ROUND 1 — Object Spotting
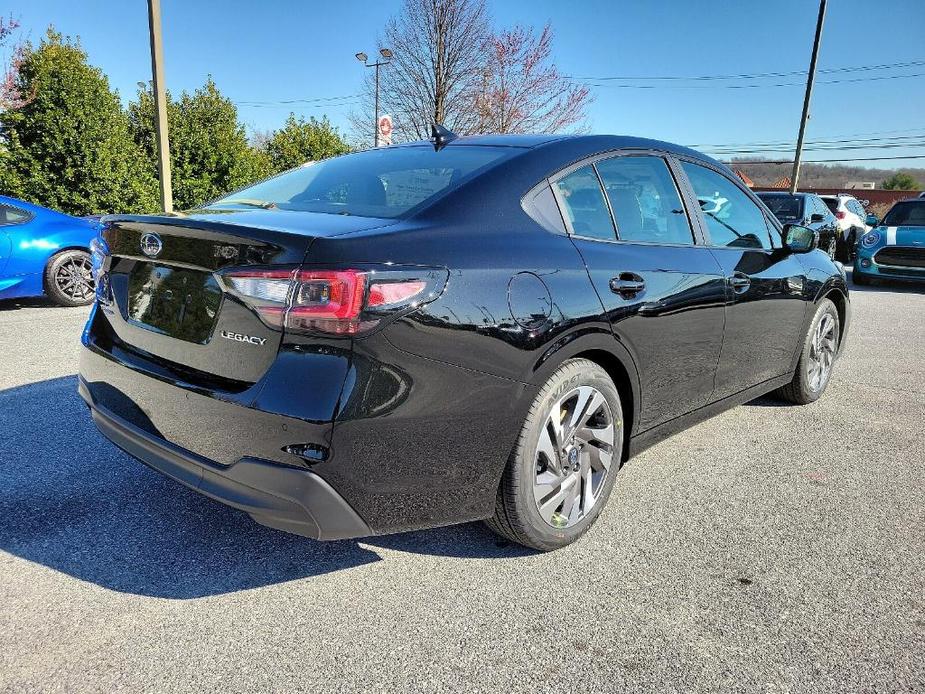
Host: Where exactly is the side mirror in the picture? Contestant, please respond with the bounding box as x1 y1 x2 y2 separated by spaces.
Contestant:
810 213 825 223
784 224 818 253
865 213 880 226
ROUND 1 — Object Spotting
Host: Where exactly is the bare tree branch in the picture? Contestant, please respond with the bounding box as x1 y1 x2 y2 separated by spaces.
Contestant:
477 23 591 134
349 0 490 144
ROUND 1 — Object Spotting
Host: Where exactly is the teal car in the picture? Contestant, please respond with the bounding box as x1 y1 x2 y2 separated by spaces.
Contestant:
854 199 925 285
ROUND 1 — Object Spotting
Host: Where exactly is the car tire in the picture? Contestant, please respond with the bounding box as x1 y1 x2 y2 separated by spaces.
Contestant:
773 298 840 405
485 358 623 551
44 249 95 307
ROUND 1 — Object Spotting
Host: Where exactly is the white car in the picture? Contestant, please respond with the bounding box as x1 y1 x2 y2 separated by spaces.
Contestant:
819 194 871 262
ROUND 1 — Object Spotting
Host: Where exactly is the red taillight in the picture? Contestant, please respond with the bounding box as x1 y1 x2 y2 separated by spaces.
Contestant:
288 270 367 334
368 280 426 307
835 210 846 220
223 267 437 336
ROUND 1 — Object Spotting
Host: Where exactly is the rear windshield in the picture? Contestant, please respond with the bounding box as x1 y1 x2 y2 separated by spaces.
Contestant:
209 145 513 218
758 194 803 220
821 198 839 213
882 201 925 226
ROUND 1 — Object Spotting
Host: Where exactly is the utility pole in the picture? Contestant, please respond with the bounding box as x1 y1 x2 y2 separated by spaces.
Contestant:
790 0 827 194
147 0 173 213
356 48 393 148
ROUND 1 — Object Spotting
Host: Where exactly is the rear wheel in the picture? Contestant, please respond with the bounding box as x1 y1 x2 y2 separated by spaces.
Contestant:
485 358 623 551
45 250 94 306
773 298 839 405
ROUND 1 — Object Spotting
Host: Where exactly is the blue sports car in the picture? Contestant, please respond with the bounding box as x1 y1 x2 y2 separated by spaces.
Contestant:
0 195 99 305
854 198 925 285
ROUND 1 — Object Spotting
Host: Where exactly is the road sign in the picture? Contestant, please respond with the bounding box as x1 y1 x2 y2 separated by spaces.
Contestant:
378 114 393 146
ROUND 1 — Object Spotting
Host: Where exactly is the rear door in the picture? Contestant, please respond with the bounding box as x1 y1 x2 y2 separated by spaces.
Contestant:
676 159 807 399
551 152 727 432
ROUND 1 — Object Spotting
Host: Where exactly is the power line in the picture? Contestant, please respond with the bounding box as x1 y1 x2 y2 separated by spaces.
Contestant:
690 130 925 149
581 71 925 90
234 93 360 106
703 140 925 155
723 154 925 164
568 58 925 82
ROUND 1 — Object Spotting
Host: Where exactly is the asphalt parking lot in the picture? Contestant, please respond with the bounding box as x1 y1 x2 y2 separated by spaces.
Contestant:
1 275 923 693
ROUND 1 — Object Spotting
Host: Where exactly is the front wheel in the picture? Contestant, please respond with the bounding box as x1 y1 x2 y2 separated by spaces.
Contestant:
485 358 623 551
773 298 840 405
45 250 95 306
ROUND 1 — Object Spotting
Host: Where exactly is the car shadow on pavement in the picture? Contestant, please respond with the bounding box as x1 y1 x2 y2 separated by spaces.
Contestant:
844 268 925 295
0 376 528 600
0 297 62 310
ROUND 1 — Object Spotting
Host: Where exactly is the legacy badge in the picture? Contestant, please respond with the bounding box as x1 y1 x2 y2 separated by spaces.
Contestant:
221 330 266 346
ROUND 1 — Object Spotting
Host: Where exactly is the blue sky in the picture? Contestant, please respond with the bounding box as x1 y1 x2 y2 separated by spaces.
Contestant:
12 0 925 169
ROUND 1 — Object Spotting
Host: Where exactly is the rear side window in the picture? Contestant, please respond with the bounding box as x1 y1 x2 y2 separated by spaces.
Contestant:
0 205 31 226
681 162 772 250
595 156 693 245
209 145 514 219
821 197 839 214
758 195 802 221
554 165 615 240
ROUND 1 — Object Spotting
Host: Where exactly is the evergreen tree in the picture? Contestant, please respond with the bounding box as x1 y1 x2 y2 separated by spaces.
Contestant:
129 77 272 210
264 114 351 173
0 29 157 215
881 172 920 191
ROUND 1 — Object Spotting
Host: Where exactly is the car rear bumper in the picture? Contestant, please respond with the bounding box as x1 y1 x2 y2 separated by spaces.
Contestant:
78 374 371 541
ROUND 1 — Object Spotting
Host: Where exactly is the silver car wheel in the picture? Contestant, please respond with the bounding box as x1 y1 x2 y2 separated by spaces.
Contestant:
54 254 94 301
533 385 616 529
806 312 837 392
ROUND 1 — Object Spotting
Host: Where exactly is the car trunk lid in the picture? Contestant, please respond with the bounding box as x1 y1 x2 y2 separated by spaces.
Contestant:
98 212 394 384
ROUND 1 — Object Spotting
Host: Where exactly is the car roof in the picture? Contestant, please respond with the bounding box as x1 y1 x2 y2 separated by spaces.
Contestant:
394 133 722 164
757 191 806 197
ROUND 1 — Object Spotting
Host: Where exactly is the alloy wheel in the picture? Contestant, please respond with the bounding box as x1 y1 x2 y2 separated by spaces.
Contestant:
54 254 94 302
533 385 616 529
806 312 837 392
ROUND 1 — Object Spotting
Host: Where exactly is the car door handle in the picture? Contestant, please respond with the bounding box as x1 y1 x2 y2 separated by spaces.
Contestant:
609 272 645 298
728 272 751 293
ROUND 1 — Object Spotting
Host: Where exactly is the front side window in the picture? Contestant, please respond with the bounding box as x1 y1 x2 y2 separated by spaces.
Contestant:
208 145 514 219
0 205 31 226
882 201 925 226
681 162 773 250
595 156 693 245
553 165 615 241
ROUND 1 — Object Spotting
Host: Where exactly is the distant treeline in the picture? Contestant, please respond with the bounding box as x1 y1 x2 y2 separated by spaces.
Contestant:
728 159 925 190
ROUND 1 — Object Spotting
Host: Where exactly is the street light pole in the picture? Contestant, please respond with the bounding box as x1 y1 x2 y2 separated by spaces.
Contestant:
356 49 392 148
790 0 827 194
146 0 173 213
374 61 380 148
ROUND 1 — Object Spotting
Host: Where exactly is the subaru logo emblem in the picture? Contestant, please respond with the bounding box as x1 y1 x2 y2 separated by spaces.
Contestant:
140 233 163 258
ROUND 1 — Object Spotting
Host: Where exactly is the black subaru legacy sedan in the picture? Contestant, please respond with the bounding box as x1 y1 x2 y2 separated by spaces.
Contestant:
79 132 850 551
